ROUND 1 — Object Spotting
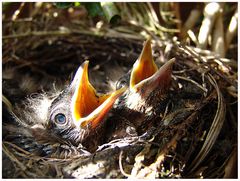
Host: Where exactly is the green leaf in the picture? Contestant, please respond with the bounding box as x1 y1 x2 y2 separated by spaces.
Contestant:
54 2 74 9
74 2 81 7
82 2 104 17
101 2 121 25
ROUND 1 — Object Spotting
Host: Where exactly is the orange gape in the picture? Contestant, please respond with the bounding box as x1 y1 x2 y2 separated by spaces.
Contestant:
72 38 173 129
129 38 174 98
71 61 126 129
73 61 110 120
130 38 158 90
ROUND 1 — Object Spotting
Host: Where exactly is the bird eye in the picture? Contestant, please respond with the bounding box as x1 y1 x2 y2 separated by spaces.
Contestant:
116 73 130 90
54 113 66 125
116 79 127 89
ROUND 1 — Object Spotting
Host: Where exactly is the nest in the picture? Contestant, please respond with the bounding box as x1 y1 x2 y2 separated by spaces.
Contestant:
2 3 237 179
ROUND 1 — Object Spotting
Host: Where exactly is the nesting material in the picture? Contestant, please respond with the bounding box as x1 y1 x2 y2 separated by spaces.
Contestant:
2 6 237 179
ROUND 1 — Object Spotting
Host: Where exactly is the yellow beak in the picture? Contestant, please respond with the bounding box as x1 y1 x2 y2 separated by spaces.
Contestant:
134 58 175 96
71 61 126 129
130 38 175 96
130 38 158 91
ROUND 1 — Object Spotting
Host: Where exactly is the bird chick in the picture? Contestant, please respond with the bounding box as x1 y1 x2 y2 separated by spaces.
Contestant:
46 61 126 152
3 61 126 157
107 38 175 140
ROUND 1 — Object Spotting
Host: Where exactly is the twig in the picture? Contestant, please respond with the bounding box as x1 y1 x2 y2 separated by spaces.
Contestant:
119 150 131 177
223 147 237 178
12 2 25 21
2 30 72 39
181 9 201 39
131 3 179 34
188 73 226 172
180 44 237 87
174 75 208 93
2 28 144 41
2 144 27 171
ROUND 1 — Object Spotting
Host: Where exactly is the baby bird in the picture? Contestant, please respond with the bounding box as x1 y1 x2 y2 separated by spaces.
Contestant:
45 61 126 152
3 38 173 158
106 38 175 140
3 61 126 157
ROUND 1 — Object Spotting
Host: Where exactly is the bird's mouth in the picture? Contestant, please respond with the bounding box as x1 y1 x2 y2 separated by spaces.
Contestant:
129 38 175 96
71 61 126 129
70 38 173 129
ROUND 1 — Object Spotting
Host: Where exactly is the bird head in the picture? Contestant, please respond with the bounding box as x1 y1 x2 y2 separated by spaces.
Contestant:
116 38 175 115
47 61 126 145
105 38 175 140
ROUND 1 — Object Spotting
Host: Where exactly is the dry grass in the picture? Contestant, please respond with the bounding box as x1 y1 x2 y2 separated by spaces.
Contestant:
2 2 237 178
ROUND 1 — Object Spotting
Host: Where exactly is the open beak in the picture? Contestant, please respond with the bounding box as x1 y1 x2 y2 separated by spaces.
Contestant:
130 38 175 96
71 61 126 129
134 58 175 97
130 38 158 91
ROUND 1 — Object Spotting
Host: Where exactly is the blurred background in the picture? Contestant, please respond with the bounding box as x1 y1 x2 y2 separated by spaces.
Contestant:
2 2 238 95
